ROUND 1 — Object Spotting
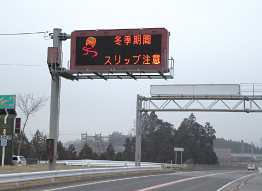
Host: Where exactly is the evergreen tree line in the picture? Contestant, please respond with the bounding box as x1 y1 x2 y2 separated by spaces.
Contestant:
137 112 218 164
12 131 121 161
214 138 262 154
13 113 219 164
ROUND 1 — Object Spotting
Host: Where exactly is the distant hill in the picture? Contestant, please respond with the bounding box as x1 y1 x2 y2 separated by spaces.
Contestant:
214 138 262 154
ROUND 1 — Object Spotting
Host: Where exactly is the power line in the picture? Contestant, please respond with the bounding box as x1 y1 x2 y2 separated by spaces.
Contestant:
0 64 45 66
0 31 49 36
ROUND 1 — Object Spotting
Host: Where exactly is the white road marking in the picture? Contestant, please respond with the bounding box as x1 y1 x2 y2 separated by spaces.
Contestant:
134 172 228 191
44 170 246 191
44 174 173 191
216 173 257 191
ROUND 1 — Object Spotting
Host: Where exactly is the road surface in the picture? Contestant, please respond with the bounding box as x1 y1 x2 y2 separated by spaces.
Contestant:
40 170 256 191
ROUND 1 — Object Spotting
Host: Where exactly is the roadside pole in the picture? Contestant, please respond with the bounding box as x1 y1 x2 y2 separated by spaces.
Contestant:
1 146 4 166
175 151 177 164
1 129 7 166
181 151 183 165
1 140 6 166
48 28 61 171
1 109 8 166
135 95 142 166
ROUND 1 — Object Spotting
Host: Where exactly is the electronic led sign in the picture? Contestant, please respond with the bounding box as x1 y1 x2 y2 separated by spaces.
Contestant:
70 28 169 72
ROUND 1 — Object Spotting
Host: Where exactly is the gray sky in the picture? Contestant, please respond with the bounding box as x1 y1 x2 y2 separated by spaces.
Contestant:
1 0 262 147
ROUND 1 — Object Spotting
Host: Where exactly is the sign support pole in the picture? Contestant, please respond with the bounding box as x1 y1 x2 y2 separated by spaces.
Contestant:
135 95 142 166
174 147 184 165
1 110 8 166
4 109 8 124
48 28 61 171
175 151 177 164
1 146 5 166
181 151 183 165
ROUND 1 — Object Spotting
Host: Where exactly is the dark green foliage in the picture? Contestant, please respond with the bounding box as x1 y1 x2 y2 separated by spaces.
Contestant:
13 130 68 161
99 152 107 160
175 113 218 164
20 116 219 164
142 120 175 163
78 143 93 159
13 133 37 158
109 131 129 152
92 152 99 160
57 141 67 160
139 112 218 164
214 138 262 154
106 143 115 160
12 134 20 156
139 111 176 163
141 112 158 140
66 144 77 160
31 129 47 161
123 137 135 161
115 152 124 161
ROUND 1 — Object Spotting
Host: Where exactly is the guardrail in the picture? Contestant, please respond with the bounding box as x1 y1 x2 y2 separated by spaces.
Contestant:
240 83 262 96
65 161 132 167
0 166 161 186
40 160 164 167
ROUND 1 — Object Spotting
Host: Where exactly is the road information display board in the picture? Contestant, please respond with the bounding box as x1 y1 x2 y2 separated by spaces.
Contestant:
70 28 169 72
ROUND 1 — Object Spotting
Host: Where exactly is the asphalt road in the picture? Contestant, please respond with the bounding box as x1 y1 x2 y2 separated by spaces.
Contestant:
40 170 256 191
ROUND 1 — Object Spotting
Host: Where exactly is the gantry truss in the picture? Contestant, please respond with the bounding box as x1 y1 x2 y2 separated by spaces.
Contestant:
139 83 262 113
48 58 174 80
138 95 262 113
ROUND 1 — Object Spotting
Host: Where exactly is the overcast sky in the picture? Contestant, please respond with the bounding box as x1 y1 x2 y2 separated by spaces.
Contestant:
1 0 262 147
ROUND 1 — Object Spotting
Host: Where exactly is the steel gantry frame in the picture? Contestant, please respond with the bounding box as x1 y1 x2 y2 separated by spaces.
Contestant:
135 84 262 166
47 28 174 170
49 59 174 80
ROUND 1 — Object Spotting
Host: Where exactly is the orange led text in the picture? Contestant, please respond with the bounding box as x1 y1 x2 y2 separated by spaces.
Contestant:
114 35 152 46
104 54 160 65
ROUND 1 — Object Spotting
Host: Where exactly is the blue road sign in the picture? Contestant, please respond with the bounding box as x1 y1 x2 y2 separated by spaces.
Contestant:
1 139 7 146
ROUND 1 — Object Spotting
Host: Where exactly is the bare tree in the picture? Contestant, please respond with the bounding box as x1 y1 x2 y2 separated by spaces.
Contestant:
16 94 48 156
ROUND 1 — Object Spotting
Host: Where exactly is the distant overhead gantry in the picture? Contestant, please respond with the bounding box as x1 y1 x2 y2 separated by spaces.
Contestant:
135 83 262 166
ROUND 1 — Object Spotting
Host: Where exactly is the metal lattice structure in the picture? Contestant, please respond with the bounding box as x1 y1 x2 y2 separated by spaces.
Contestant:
138 95 262 113
48 57 174 80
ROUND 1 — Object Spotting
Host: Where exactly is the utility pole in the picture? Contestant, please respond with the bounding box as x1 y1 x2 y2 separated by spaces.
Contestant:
48 28 62 171
48 28 70 170
242 140 244 154
251 141 254 157
135 95 142 166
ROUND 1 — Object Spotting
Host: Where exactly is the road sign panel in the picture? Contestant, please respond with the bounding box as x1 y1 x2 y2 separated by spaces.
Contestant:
0 135 12 140
0 124 10 129
1 139 7 146
174 147 184 152
70 28 169 72
0 95 15 109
